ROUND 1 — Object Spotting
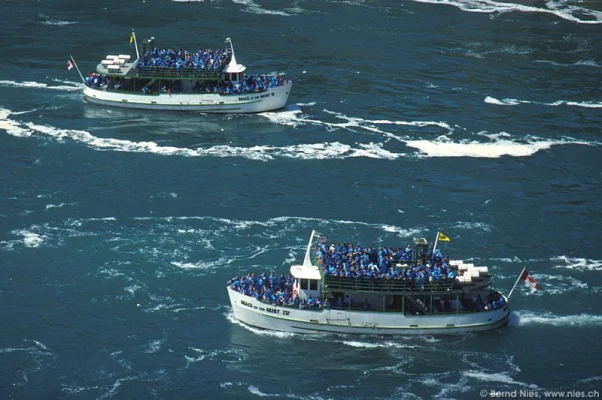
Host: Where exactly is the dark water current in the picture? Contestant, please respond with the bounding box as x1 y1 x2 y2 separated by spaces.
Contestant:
1 0 601 398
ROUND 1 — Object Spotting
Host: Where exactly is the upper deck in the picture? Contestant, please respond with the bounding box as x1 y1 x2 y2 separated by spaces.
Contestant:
311 232 493 296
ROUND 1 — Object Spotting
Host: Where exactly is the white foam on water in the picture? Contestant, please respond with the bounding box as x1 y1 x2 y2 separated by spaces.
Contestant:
340 340 421 349
463 370 539 389
231 0 293 16
1 108 402 161
404 134 594 158
411 0 602 24
259 105 304 127
45 202 77 210
124 284 142 297
485 96 602 108
262 106 453 136
248 385 280 397
12 229 44 248
225 310 298 339
0 108 32 137
40 19 77 26
515 310 602 327
340 341 382 348
551 256 602 271
0 80 81 91
452 221 493 232
535 59 601 68
98 377 137 400
144 339 164 354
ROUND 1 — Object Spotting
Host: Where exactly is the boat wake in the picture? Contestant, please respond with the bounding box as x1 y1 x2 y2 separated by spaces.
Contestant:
485 96 602 108
1 104 597 160
0 79 81 92
411 0 602 24
514 310 602 327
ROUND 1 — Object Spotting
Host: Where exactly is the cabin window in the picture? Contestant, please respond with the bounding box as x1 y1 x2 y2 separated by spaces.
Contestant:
310 280 318 291
300 279 308 290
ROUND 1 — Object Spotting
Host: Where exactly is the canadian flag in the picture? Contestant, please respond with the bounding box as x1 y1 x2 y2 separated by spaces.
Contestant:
67 59 75 70
520 269 540 290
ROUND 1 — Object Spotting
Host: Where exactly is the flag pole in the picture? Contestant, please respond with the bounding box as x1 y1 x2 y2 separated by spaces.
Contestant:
70 55 86 84
431 230 440 257
132 30 140 60
507 267 526 300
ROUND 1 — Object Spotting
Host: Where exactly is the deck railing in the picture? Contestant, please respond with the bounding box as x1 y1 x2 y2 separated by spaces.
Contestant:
323 276 455 294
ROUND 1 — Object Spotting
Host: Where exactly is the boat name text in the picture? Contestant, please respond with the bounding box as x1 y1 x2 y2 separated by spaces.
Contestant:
240 299 290 315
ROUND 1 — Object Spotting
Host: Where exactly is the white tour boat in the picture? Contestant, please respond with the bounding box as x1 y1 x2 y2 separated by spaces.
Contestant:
227 230 513 335
70 31 292 113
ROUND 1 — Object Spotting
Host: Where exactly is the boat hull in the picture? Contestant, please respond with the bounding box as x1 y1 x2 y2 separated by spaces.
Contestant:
227 288 510 335
83 82 291 113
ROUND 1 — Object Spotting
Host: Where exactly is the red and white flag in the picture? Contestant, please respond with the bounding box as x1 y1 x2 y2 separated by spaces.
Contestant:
67 59 75 70
520 269 540 290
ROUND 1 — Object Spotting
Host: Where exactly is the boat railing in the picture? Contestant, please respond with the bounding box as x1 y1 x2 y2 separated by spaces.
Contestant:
323 276 455 294
135 55 230 80
135 66 223 80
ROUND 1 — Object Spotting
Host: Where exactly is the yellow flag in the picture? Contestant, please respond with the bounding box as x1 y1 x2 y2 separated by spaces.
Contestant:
438 232 451 242
130 32 134 45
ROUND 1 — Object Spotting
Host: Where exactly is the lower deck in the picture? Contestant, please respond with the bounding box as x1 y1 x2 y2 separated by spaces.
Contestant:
227 287 510 335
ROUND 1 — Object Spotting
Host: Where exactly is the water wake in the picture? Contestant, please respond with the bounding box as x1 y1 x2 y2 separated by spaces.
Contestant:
411 0 602 24
485 96 602 108
515 310 602 327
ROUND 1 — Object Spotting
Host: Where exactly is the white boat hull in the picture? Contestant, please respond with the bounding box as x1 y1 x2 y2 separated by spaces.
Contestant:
227 288 510 335
83 82 291 113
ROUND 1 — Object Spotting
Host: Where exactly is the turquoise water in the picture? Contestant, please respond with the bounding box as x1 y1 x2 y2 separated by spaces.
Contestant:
1 0 601 398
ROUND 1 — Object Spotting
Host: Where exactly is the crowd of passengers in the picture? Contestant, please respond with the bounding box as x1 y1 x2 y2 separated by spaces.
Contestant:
227 272 505 312
136 47 230 71
190 74 290 94
139 74 289 95
85 72 107 88
318 242 457 284
228 273 330 310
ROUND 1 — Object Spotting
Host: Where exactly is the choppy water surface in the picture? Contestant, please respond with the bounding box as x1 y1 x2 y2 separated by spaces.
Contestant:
1 0 601 398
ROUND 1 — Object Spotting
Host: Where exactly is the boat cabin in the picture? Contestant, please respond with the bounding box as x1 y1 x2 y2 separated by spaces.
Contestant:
290 264 322 301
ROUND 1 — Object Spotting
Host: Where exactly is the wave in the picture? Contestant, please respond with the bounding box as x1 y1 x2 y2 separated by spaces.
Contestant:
462 370 538 389
247 385 280 397
0 80 81 91
535 59 602 68
404 134 594 158
225 310 298 338
485 96 602 108
5 106 591 160
12 229 45 248
45 202 77 210
1 107 403 161
551 256 602 271
411 0 602 24
31 13 77 26
231 0 293 16
515 310 602 327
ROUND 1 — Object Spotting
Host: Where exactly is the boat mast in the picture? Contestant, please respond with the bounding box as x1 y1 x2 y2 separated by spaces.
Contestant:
302 230 317 267
225 37 237 71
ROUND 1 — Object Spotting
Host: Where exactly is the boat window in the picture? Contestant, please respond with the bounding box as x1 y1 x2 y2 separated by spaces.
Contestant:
300 279 308 290
310 280 318 291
